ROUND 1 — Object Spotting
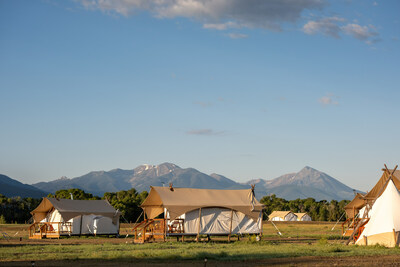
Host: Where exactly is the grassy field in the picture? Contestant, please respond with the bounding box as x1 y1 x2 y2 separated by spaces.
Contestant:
1 222 400 266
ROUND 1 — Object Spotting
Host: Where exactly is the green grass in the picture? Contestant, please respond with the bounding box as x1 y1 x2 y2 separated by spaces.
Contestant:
2 240 400 263
1 222 400 264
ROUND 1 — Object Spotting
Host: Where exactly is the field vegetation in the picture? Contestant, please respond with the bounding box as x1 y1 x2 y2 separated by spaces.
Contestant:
1 222 400 266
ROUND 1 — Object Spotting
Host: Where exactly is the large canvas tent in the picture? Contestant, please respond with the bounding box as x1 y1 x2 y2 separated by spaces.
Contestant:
139 186 264 237
268 211 297 221
30 198 121 237
355 180 400 247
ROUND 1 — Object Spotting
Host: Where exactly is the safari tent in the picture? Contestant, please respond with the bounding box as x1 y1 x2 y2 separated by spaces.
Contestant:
29 198 121 239
134 186 264 243
294 213 312 221
268 211 297 221
355 179 400 247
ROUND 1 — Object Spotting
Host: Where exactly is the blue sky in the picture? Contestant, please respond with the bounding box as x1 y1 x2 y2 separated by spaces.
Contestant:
0 0 399 191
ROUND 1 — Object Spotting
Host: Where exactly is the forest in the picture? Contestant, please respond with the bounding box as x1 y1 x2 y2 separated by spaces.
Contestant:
0 189 349 224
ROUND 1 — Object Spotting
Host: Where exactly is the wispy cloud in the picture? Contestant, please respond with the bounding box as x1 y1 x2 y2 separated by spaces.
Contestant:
318 94 339 106
227 33 248 39
194 101 213 108
186 129 225 136
76 0 378 44
76 0 325 31
303 16 379 44
303 17 345 39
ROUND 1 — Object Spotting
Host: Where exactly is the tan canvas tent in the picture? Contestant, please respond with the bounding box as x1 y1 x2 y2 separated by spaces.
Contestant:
355 180 400 247
268 211 297 221
30 198 120 238
139 186 264 237
294 213 312 221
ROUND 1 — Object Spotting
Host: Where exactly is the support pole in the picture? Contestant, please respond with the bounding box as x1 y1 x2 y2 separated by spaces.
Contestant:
196 208 202 242
228 209 233 242
79 215 83 236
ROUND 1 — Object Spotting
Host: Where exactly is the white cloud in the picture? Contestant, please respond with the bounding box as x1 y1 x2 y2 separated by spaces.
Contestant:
76 0 325 31
186 129 225 136
203 21 238 30
341 23 378 41
194 101 213 107
227 33 248 39
318 94 339 106
303 16 379 43
303 16 345 38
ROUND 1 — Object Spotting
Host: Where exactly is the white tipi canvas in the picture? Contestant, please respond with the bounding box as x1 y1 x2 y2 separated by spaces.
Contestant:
356 179 400 247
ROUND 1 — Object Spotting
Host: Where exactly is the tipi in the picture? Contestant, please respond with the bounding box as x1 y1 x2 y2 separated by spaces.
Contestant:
355 179 400 247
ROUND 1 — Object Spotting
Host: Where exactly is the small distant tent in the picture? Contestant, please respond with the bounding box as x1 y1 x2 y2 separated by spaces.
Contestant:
268 211 297 221
30 198 121 237
355 180 400 247
294 213 312 221
140 186 264 236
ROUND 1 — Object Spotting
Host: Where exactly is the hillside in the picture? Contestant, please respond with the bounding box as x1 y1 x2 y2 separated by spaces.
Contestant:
0 174 48 198
248 166 358 201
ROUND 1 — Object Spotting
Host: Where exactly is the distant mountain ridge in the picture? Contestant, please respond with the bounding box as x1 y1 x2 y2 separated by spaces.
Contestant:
247 166 359 201
0 174 48 198
30 163 359 201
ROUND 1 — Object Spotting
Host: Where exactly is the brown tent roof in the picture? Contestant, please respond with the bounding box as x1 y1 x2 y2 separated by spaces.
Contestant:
364 169 400 201
140 186 264 221
31 198 121 223
344 169 400 218
344 193 365 218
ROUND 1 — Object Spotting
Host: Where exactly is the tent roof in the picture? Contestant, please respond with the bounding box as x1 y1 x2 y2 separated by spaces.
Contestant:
140 186 264 221
31 198 120 222
364 169 400 200
344 193 365 218
269 211 295 220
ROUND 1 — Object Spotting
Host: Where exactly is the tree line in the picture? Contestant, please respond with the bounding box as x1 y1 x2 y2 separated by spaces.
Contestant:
260 194 350 221
0 189 349 224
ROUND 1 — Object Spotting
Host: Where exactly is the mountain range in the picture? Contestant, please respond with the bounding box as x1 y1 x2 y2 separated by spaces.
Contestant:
25 163 359 201
0 174 48 198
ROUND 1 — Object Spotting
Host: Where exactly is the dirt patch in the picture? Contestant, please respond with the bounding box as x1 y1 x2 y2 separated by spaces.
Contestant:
2 255 400 267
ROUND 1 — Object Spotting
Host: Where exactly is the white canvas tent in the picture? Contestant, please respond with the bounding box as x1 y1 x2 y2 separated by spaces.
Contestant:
30 198 121 236
355 180 400 247
294 213 312 221
140 186 264 236
268 211 298 221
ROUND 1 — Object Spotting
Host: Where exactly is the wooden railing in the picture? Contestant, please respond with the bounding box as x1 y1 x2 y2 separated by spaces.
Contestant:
167 219 184 234
28 222 72 239
133 219 166 243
